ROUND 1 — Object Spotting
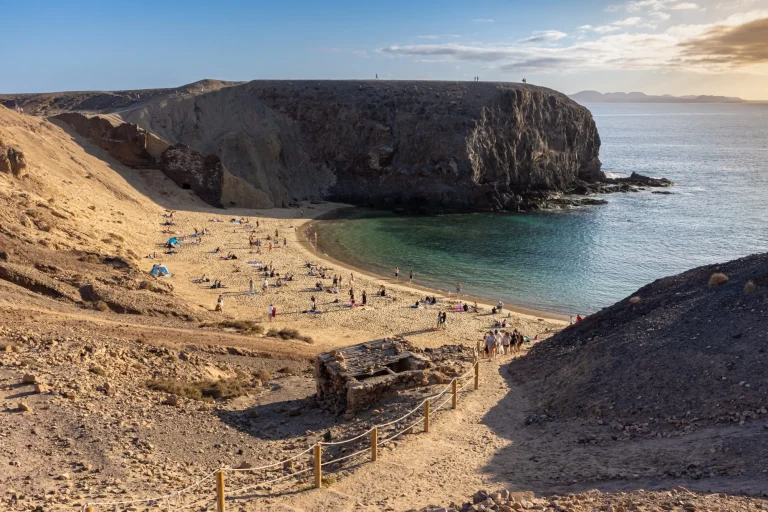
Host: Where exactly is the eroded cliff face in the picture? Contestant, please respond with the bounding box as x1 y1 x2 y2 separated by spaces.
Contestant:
123 80 602 211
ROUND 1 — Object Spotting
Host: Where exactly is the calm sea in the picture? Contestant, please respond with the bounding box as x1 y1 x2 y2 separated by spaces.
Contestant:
314 103 768 315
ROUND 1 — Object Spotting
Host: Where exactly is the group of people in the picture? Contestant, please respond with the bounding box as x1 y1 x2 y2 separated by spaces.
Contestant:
481 329 527 360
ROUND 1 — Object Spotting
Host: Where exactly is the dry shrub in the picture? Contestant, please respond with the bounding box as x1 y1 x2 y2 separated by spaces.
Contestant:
708 273 729 288
629 296 641 304
88 366 106 376
93 300 110 312
267 328 314 344
146 377 250 402
744 280 756 294
254 369 273 381
200 320 264 335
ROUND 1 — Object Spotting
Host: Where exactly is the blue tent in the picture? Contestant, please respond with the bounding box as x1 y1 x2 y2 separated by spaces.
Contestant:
150 264 171 277
167 237 179 246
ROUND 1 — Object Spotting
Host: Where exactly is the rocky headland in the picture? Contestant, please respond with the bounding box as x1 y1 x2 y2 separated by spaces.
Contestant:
6 80 671 212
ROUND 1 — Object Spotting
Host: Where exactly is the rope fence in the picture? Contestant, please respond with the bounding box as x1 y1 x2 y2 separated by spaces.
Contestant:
81 359 481 512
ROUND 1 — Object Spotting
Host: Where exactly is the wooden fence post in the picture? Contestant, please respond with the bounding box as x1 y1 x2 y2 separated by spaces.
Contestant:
474 361 479 390
215 471 225 512
314 444 322 489
452 379 458 410
371 427 378 462
424 399 431 433
85 507 94 512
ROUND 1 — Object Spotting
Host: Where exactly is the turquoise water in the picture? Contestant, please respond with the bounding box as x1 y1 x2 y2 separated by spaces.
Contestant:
314 103 768 315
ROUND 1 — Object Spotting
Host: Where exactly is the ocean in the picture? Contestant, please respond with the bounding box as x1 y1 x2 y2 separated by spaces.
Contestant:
313 103 768 315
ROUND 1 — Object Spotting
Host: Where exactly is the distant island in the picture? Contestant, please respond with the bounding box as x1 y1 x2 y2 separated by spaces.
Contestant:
570 90 747 104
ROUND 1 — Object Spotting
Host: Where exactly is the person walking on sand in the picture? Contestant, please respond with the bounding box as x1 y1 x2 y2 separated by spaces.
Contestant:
456 282 462 298
409 270 414 283
268 304 273 321
395 267 399 280
271 304 277 321
263 278 269 293
362 290 367 306
435 310 442 330
310 295 316 312
215 295 224 312
249 279 255 295
441 311 447 329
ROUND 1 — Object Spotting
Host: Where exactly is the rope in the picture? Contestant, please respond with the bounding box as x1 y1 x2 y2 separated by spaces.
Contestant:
81 363 479 509
319 427 374 446
222 445 316 473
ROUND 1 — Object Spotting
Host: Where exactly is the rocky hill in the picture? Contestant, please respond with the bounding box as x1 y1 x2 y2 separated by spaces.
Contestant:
5 80 611 212
122 80 604 211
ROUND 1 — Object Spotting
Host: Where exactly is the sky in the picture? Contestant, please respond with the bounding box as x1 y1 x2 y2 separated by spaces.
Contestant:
2 0 768 99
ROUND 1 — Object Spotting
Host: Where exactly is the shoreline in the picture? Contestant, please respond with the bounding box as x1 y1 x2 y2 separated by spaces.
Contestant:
297 206 570 324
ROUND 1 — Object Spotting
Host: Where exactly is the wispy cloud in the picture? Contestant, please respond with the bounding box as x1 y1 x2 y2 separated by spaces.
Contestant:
472 18 495 23
417 34 461 40
671 2 703 9
519 30 568 43
378 12 768 75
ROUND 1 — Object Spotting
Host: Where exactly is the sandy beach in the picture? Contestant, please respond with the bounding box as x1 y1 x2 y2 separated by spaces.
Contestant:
149 203 567 353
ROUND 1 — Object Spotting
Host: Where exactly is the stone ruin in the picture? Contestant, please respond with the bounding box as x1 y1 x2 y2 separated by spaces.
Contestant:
315 338 470 414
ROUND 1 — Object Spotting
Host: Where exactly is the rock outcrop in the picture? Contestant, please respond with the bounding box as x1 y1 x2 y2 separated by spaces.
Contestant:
0 142 27 177
122 80 604 211
53 113 271 209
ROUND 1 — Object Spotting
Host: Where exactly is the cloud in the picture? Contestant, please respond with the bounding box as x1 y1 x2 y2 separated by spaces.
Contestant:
472 18 494 23
519 30 568 43
377 13 768 75
613 16 644 25
650 11 672 20
670 2 702 9
678 16 768 66
417 34 461 40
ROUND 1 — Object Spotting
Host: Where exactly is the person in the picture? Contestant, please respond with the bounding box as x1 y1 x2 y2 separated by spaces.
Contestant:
310 296 317 312
349 288 355 304
268 304 274 321
569 315 574 325
362 290 367 306
256 220 260 228
576 314 583 322
502 331 512 355
268 243 272 252
436 311 442 330
333 275 338 287
271 304 277 321
456 282 462 297
283 238 287 247
463 302 469 312
263 278 269 293
485 331 495 360
409 270 414 283
275 229 279 238
394 267 399 280
249 279 255 295
338 275 343 288
215 295 224 312
494 330 503 356
498 300 504 313
440 311 447 329
380 285 386 297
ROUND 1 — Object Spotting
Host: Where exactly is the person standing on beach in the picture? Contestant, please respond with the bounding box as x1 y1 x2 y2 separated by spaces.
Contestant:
395 267 399 280
310 296 316 312
362 290 367 306
263 278 269 293
271 304 277 321
441 311 447 329
498 300 504 313
456 282 462 298
216 295 224 312
409 270 414 283
435 310 442 330
267 304 273 321
249 279 255 295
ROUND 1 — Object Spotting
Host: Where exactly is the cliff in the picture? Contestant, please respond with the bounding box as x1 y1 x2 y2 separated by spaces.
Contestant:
121 80 604 211
51 113 271 209
9 80 613 212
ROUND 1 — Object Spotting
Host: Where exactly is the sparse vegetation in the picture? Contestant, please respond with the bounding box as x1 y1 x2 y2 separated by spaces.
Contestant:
629 296 641 304
744 280 756 294
93 300 110 312
254 369 273 381
88 366 106 376
200 320 264 335
321 476 337 487
146 377 252 402
266 328 314 344
708 273 729 288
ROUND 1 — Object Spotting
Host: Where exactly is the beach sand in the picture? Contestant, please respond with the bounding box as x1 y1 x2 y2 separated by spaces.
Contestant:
149 203 566 354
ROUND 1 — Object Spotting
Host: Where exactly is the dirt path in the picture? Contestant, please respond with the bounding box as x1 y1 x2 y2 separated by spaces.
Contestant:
272 358 518 511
